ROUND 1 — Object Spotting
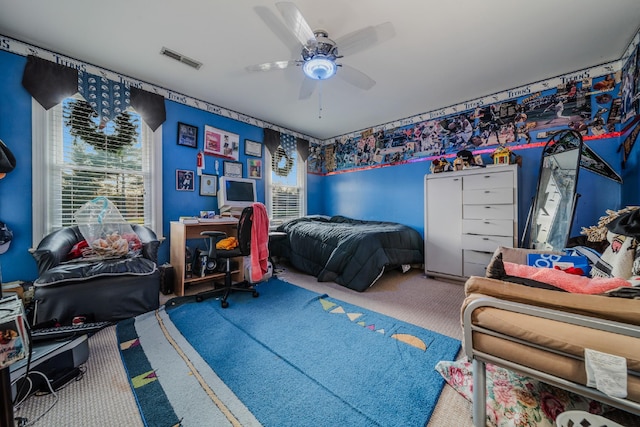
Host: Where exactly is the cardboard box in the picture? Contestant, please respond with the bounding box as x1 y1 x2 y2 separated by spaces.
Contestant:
527 253 590 276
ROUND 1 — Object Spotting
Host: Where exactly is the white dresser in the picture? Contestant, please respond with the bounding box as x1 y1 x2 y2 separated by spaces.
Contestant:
424 164 518 280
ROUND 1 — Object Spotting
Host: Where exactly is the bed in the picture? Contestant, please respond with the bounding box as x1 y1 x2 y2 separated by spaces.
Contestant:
461 248 640 426
274 215 424 291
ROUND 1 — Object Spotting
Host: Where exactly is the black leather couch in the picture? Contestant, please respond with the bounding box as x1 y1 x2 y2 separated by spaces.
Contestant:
31 224 161 324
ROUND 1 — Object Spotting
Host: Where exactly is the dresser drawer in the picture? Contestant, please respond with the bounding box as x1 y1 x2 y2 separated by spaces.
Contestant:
463 187 513 205
463 171 513 191
463 204 514 220
463 249 493 266
463 249 495 277
462 219 514 237
461 234 513 252
464 261 489 278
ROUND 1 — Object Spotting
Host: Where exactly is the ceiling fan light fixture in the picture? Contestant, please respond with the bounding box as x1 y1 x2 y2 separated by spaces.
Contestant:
302 55 337 80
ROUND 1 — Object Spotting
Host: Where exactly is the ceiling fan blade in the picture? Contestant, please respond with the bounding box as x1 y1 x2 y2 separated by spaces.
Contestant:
335 22 395 57
246 60 298 72
253 6 301 55
336 64 376 90
299 77 318 100
276 2 317 49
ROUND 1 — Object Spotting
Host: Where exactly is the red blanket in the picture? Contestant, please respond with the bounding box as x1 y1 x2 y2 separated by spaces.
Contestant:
250 203 269 282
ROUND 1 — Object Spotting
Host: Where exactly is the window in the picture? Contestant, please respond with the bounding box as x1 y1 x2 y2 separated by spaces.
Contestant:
266 143 306 225
32 96 163 245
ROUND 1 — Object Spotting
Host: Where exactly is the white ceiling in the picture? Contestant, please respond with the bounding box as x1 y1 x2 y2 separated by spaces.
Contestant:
1 1 639 141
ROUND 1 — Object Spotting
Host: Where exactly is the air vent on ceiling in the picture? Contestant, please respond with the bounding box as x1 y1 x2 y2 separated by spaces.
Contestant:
160 47 202 70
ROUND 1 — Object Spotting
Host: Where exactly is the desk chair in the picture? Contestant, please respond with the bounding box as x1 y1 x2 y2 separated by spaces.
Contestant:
195 206 259 308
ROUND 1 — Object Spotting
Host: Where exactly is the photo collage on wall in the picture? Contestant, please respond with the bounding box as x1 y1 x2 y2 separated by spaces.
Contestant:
307 39 640 175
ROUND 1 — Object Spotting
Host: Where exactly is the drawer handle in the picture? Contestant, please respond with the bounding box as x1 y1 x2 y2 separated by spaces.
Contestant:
484 206 491 209
482 237 489 240
484 221 490 224
484 190 490 193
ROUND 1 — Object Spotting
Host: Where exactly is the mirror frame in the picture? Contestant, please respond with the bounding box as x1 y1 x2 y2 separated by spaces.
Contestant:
525 129 583 251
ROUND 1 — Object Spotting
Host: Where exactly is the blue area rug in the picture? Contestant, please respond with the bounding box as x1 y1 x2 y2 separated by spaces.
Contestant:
117 278 461 426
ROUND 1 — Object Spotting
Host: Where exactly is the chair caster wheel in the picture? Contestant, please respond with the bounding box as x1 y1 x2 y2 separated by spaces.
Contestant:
252 291 259 298
221 300 229 308
196 295 203 302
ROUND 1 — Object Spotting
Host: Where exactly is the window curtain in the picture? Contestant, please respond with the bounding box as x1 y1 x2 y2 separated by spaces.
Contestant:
21 55 78 110
296 137 309 161
21 55 166 131
263 128 281 154
263 127 309 161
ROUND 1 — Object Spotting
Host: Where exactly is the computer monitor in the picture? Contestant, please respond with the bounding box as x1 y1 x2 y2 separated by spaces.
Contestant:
218 176 257 215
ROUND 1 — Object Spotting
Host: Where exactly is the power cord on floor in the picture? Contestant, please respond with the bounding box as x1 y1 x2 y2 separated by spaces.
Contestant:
13 370 59 426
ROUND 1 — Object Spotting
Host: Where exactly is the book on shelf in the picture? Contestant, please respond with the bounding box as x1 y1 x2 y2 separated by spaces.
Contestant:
178 216 199 224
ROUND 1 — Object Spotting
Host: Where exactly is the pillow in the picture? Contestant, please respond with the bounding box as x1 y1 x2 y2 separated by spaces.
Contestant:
503 261 630 294
590 231 636 279
486 253 568 291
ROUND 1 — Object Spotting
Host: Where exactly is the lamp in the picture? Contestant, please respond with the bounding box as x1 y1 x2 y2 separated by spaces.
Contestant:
302 55 337 80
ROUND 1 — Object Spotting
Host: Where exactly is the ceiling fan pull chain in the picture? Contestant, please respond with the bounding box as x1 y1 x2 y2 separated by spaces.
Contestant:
318 80 323 119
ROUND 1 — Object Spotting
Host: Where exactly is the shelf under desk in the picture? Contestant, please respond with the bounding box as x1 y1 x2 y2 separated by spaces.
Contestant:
169 221 244 296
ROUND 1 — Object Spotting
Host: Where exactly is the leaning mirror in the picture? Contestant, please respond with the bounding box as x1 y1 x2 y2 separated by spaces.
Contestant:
527 130 583 251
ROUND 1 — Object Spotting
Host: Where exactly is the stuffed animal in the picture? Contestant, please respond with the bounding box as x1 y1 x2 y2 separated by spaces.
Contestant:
430 157 452 173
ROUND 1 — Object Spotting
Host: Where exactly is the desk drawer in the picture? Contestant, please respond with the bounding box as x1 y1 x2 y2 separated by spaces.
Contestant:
463 204 514 220
463 187 513 205
463 171 513 190
462 234 513 252
462 219 514 237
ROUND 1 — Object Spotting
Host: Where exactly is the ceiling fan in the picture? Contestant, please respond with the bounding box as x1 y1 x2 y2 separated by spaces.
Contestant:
246 2 395 100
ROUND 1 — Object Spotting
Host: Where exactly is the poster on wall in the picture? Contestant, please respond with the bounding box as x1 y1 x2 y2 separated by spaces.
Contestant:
204 125 239 160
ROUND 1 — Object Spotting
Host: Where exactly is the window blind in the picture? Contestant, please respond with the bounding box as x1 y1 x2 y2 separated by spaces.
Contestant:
47 97 151 228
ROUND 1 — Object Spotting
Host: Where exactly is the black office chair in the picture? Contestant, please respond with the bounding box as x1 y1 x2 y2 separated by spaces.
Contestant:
195 206 259 308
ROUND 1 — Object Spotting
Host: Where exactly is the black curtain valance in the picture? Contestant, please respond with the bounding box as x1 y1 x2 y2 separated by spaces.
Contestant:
21 55 166 131
130 87 166 132
22 55 78 110
296 137 309 161
263 128 281 154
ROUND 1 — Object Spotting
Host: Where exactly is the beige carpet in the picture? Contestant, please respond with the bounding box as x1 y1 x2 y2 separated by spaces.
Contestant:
13 265 473 426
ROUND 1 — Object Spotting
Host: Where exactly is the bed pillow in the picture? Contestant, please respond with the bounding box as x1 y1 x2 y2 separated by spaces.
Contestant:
486 253 568 291
590 231 636 279
503 261 630 294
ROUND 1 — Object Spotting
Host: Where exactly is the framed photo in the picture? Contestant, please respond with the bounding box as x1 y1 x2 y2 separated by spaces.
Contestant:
247 158 262 179
223 161 243 178
199 174 218 196
177 122 198 148
244 139 263 157
204 125 240 160
176 169 195 191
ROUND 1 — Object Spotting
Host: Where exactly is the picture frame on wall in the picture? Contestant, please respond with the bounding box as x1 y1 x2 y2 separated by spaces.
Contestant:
247 158 262 179
223 161 243 178
199 174 218 196
244 139 262 157
177 122 198 148
204 125 240 160
176 169 195 191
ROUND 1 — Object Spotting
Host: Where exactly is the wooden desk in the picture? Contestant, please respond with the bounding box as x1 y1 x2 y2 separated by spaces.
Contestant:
170 220 244 296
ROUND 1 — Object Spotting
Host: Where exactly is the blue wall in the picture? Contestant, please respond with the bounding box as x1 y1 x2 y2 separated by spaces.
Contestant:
320 135 628 244
0 51 33 284
159 101 266 263
0 45 638 284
